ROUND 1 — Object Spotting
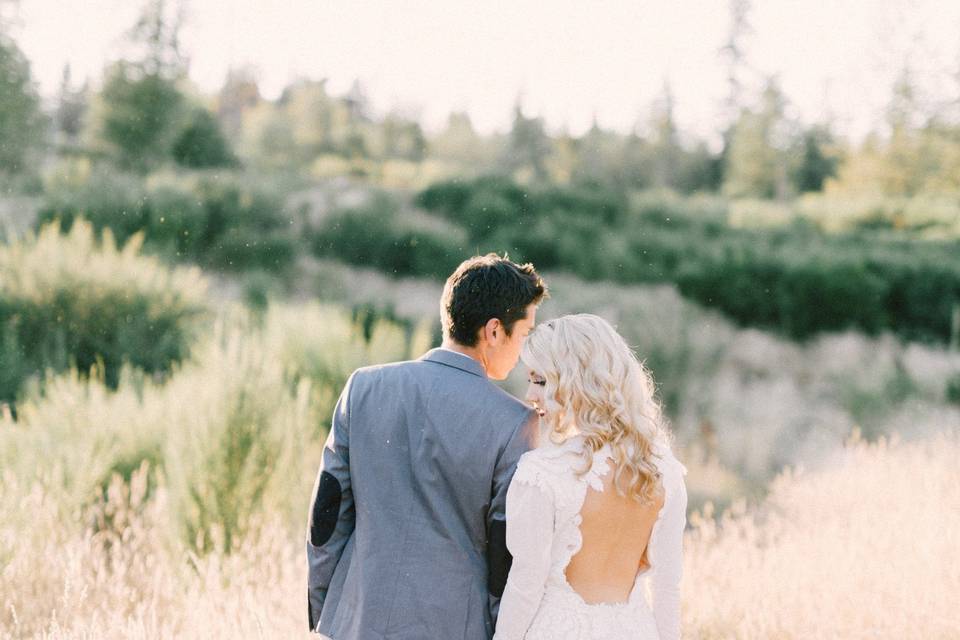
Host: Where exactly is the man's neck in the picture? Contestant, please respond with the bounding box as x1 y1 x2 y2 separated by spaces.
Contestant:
440 340 487 374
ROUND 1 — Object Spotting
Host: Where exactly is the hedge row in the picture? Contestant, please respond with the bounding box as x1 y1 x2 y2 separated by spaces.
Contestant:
411 178 960 343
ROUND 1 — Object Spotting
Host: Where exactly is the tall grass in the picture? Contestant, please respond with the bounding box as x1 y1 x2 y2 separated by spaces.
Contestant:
0 298 433 638
3 422 955 637
0 467 309 639
683 432 960 639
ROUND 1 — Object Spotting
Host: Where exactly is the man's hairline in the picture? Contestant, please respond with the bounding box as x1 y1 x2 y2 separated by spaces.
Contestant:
443 301 541 347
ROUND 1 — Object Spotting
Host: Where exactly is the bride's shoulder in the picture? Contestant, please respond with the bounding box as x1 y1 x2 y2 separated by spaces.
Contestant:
512 437 578 491
651 439 687 487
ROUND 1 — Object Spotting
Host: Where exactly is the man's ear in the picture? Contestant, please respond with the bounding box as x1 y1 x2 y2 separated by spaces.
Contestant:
484 317 503 344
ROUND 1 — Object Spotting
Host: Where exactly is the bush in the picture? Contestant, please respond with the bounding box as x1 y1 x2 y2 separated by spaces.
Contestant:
0 219 208 403
417 175 626 238
947 373 960 405
414 176 960 343
310 192 467 278
0 300 426 556
38 168 151 244
37 169 297 272
171 108 237 169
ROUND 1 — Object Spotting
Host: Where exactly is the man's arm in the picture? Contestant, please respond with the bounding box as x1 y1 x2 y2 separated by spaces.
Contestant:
486 410 537 629
307 373 357 633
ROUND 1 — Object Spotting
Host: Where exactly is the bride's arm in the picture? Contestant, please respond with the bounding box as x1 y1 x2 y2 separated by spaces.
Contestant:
648 459 688 640
493 460 555 640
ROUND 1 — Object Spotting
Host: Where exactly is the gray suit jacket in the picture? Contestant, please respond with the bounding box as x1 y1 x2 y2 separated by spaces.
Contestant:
307 348 536 639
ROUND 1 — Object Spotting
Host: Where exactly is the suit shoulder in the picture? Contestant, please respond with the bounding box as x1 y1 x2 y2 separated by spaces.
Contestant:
483 379 534 421
349 358 422 383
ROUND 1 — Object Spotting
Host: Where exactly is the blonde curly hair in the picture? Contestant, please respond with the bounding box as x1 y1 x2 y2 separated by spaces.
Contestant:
521 313 668 504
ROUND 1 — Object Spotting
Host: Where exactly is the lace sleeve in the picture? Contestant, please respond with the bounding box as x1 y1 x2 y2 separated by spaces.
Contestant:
492 458 555 640
647 456 687 640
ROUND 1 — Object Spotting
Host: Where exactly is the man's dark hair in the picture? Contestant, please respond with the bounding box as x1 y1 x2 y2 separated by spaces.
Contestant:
441 254 547 347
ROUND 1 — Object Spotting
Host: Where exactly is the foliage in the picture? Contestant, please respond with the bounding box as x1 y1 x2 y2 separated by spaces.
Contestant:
411 177 960 343
2 390 956 637
37 168 297 272
0 218 208 403
947 373 960 406
791 126 839 193
98 62 185 171
54 65 88 149
0 31 46 173
723 79 792 199
0 300 425 560
309 191 467 278
171 107 237 168
502 103 551 182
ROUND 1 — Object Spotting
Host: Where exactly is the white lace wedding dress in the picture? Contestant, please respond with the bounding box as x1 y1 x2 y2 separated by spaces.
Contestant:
493 435 687 640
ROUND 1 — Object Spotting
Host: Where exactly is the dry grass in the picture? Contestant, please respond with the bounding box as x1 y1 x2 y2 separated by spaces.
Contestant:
0 469 309 639
3 427 957 638
683 432 960 639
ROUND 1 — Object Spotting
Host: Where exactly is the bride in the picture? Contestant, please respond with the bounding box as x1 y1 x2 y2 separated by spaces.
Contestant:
494 314 687 640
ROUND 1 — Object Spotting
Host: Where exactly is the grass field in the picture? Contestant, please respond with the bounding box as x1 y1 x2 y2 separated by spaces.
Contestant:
3 424 956 638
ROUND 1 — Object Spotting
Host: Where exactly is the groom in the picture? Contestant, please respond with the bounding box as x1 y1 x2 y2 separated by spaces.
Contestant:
307 254 547 639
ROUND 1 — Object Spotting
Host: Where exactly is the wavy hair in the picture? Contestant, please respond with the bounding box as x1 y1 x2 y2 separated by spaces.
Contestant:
521 314 669 504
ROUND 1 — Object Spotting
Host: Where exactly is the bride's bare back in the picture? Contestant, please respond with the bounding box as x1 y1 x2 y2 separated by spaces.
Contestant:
564 460 665 604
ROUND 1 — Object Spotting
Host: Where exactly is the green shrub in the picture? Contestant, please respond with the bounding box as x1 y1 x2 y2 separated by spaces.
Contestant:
417 176 626 239
413 176 960 343
0 219 208 403
947 373 960 405
0 301 427 551
37 168 150 244
415 179 473 215
172 108 237 169
310 193 467 278
37 169 297 272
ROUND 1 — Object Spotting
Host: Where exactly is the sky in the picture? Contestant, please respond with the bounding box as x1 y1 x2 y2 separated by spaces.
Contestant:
9 0 960 143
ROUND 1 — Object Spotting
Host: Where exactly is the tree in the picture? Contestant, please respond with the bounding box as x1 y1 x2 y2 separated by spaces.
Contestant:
96 0 186 170
252 104 298 169
0 26 45 173
675 142 724 193
344 79 370 122
648 80 682 189
720 0 753 125
126 0 186 79
723 77 793 199
717 0 753 185
217 67 260 139
503 99 551 182
572 117 634 189
883 67 925 195
55 64 87 148
172 107 236 168
99 61 183 170
791 126 838 193
282 78 334 160
430 112 495 171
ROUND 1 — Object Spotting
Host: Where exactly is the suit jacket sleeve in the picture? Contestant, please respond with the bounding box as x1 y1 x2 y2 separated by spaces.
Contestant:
486 410 537 629
306 372 357 633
